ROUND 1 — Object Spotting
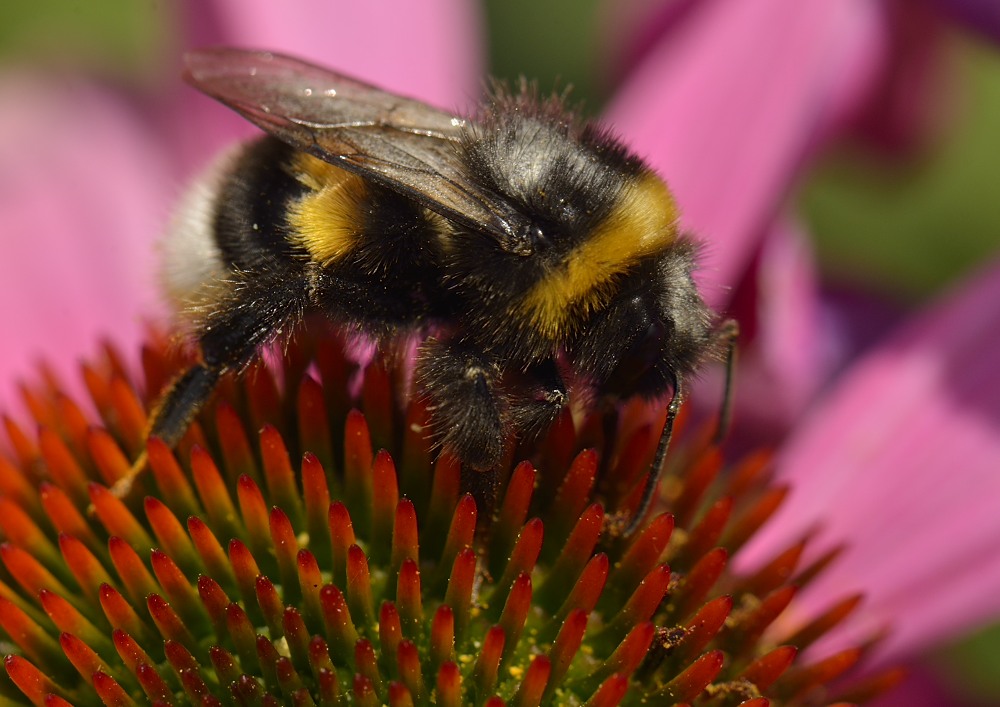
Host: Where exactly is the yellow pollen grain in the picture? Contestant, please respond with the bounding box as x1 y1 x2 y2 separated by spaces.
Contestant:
521 172 678 340
287 153 368 266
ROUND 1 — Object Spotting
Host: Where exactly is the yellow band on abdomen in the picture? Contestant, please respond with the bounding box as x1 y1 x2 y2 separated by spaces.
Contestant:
520 172 679 340
286 153 369 266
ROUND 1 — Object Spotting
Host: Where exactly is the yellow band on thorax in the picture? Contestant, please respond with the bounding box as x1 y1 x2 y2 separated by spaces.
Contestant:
520 172 678 340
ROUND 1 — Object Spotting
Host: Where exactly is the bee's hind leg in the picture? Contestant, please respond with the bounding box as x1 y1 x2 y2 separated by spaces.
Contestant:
115 268 311 499
111 362 222 500
147 364 221 448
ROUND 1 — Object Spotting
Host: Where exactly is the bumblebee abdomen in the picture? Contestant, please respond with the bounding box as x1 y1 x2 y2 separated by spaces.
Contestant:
288 151 447 281
286 151 451 328
160 146 239 310
160 138 307 317
286 151 370 267
213 137 309 271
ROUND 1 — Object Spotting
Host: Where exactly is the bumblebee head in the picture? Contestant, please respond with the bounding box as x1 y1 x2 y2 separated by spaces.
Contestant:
567 236 716 401
442 88 712 379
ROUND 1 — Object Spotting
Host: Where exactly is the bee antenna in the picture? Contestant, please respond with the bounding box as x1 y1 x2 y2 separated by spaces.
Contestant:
711 319 740 446
625 376 684 536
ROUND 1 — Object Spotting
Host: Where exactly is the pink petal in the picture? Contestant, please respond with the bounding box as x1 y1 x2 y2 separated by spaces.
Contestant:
932 0 1000 42
604 0 888 307
752 222 827 413
843 1 950 155
0 75 171 413
720 218 830 448
169 0 485 175
739 259 1000 660
869 666 969 707
203 0 483 105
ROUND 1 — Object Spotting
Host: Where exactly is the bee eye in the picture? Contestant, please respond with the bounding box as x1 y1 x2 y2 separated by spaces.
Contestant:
513 223 550 255
528 224 550 251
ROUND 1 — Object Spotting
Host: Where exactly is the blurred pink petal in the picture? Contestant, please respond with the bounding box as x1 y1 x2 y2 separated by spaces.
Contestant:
739 258 1000 660
204 0 483 104
721 218 831 448
932 0 1000 41
170 0 485 175
843 0 951 155
0 75 171 413
752 221 827 413
604 0 888 306
870 666 970 707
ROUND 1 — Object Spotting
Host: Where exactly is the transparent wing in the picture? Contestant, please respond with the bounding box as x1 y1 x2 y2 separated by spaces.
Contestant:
184 48 531 251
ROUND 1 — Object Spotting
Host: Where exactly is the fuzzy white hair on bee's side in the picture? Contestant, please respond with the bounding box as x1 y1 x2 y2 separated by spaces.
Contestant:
158 146 242 318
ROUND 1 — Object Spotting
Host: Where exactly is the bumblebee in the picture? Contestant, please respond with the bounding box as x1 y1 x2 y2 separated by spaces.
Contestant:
149 48 736 531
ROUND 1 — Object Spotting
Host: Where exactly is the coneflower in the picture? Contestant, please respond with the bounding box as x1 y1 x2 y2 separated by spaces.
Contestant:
0 330 900 706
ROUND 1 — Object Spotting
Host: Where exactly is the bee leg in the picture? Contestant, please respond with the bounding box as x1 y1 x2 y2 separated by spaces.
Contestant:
620 321 738 536
509 358 568 441
106 363 221 503
415 338 506 519
416 338 505 469
116 268 309 498
711 318 740 445
145 363 222 448
624 375 685 537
